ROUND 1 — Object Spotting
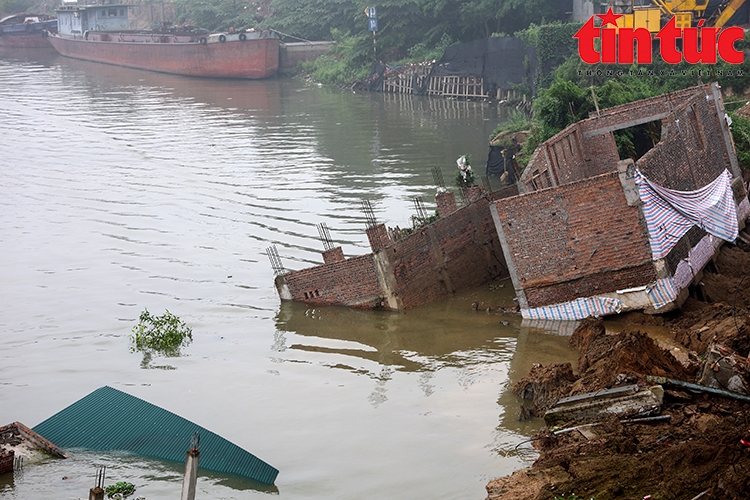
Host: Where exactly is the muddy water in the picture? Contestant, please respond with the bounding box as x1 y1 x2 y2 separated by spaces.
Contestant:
0 50 578 499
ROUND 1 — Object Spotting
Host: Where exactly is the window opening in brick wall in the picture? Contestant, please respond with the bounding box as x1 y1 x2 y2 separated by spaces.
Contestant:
613 119 662 161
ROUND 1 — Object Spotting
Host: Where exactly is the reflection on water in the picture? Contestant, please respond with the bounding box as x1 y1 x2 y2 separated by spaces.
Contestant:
0 51 578 500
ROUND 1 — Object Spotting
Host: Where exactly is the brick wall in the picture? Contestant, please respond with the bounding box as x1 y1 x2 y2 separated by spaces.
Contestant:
522 84 729 195
391 198 507 309
322 246 345 265
282 254 383 308
580 131 620 178
462 186 484 204
522 123 620 192
366 223 391 252
0 449 13 475
488 183 519 201
578 85 706 137
636 93 729 191
492 83 742 313
281 195 508 311
493 172 654 308
436 191 457 217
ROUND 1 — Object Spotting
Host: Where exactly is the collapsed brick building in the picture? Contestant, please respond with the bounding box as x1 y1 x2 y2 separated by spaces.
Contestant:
273 186 517 310
491 82 749 320
274 83 748 319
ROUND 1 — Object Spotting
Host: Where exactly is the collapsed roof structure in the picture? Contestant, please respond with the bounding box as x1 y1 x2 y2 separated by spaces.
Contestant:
491 82 749 320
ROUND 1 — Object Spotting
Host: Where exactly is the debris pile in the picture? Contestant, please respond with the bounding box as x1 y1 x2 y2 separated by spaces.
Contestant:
487 241 750 500
0 421 67 474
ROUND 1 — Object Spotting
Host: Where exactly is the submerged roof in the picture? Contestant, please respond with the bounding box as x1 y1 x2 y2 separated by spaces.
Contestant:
32 386 278 484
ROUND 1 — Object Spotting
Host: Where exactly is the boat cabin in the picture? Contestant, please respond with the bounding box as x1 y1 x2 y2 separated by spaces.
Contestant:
56 1 130 35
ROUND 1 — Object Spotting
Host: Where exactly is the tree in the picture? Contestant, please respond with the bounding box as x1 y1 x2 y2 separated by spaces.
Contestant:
174 0 260 31
532 77 591 133
0 0 39 16
262 0 360 41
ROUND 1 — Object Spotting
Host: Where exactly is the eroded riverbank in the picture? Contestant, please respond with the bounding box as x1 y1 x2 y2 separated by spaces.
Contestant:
487 239 750 500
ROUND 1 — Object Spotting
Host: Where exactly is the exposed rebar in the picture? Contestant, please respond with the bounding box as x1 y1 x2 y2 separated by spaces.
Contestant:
361 200 378 228
317 223 335 251
265 245 286 276
432 167 445 188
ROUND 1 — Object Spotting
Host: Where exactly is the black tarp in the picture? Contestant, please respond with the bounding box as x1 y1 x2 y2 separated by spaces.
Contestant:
424 36 539 96
486 144 519 184
364 60 387 92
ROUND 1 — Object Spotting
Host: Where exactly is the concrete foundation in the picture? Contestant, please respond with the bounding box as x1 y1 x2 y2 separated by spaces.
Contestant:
279 41 334 72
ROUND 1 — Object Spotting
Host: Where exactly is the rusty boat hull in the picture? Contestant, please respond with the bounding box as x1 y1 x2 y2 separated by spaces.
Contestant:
0 31 53 48
47 31 279 79
0 13 57 48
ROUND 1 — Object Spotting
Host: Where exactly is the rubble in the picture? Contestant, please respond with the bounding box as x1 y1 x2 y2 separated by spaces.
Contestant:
543 384 664 427
488 240 750 500
0 421 67 473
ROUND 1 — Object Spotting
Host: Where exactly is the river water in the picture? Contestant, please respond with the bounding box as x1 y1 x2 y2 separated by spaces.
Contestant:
0 49 578 500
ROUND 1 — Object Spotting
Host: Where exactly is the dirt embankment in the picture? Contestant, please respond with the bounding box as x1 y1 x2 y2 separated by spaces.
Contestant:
487 241 750 500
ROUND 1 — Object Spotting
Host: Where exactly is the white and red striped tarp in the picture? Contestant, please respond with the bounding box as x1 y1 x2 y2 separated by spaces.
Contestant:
522 295 623 320
634 169 738 259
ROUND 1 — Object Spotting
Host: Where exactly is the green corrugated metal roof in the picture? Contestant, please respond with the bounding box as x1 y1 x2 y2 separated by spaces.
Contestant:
32 386 278 485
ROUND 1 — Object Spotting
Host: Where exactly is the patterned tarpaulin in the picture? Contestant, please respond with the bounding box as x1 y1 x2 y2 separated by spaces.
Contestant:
522 296 623 320
520 318 580 336
646 278 679 310
634 169 738 259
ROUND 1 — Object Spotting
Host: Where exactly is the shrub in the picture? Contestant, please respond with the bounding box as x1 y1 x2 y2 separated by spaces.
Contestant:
130 309 192 357
730 112 750 172
105 481 136 499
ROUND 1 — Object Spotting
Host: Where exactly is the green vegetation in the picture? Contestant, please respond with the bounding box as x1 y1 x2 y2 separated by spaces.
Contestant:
105 481 136 499
0 0 34 15
173 0 259 31
299 29 372 85
729 112 750 172
130 309 193 356
490 109 531 139
410 209 440 229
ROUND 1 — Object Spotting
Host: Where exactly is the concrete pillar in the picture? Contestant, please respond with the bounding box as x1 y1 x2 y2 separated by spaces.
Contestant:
322 246 345 264
181 448 200 500
366 224 390 252
88 487 104 500
435 191 457 217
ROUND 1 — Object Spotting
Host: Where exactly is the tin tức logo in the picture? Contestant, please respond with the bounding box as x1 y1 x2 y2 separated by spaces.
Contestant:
574 7 744 65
